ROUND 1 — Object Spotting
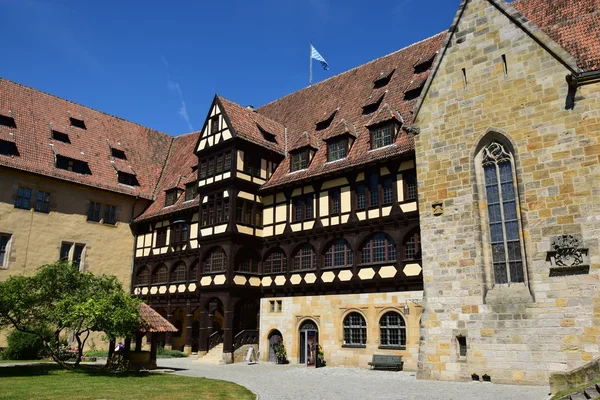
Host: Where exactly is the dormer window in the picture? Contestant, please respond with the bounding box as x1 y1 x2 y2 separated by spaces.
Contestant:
117 171 139 186
56 155 91 175
316 109 338 131
0 114 16 128
414 53 436 73
165 189 178 207
327 137 348 162
362 93 385 115
291 149 309 172
0 139 18 157
69 117 86 130
373 69 395 89
371 124 395 149
257 123 277 143
51 130 71 144
111 148 127 160
185 183 197 201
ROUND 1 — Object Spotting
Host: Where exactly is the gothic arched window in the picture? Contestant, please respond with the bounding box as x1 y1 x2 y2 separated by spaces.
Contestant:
481 141 524 284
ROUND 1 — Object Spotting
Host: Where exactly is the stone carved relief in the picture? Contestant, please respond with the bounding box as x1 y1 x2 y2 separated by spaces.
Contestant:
547 234 589 276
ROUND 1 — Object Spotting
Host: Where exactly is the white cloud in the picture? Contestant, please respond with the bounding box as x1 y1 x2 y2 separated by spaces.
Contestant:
162 56 194 132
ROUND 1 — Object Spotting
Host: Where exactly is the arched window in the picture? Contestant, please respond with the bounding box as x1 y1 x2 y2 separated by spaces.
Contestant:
264 248 287 274
291 244 317 271
379 312 406 348
324 239 353 268
204 248 226 273
343 312 366 346
236 248 259 273
403 231 421 260
135 266 150 286
171 262 187 282
151 264 168 284
481 141 524 284
360 233 397 264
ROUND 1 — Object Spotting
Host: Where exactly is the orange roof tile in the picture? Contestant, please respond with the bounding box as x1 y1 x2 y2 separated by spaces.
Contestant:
0 78 172 200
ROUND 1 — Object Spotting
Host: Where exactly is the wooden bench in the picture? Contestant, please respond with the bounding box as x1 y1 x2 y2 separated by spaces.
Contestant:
368 354 403 371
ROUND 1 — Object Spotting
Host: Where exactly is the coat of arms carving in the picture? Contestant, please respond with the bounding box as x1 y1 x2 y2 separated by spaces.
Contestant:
547 234 589 276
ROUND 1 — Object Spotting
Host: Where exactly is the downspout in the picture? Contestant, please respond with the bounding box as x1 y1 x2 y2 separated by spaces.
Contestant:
129 194 140 295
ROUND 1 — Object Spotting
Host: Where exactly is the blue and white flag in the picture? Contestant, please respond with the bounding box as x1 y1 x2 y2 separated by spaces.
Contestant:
311 44 329 70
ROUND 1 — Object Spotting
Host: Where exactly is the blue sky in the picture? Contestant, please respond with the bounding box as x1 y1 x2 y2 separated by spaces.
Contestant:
0 0 461 135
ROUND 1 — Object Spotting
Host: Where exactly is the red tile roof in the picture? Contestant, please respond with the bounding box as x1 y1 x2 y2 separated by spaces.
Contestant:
138 303 178 333
258 33 445 189
322 119 357 141
0 78 173 200
289 131 320 152
512 0 600 70
217 96 286 155
135 131 200 221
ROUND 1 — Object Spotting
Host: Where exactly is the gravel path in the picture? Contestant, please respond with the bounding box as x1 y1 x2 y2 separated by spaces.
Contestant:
158 358 551 400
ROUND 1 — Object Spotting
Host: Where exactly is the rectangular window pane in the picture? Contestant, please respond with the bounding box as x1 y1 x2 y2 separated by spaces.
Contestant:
510 261 524 283
73 245 85 270
15 187 32 209
484 165 497 185
305 195 313 219
87 202 101 222
488 204 502 222
0 235 10 266
491 243 505 264
224 152 232 170
494 261 508 284
504 221 519 240
104 205 117 225
60 243 71 262
35 191 50 213
503 200 517 221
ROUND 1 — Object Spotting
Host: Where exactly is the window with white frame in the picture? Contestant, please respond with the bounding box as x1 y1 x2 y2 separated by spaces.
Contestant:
59 242 86 270
0 234 11 267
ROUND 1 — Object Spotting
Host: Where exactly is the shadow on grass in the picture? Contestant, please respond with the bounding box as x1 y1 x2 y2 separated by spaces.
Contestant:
0 364 164 379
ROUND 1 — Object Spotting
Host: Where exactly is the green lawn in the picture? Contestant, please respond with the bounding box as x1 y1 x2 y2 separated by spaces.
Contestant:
0 365 255 400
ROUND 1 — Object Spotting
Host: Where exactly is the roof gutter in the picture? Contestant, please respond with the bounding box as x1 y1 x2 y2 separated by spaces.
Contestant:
565 69 600 109
566 69 600 87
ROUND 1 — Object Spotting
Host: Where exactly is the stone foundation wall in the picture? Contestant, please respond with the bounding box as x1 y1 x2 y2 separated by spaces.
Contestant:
259 291 422 370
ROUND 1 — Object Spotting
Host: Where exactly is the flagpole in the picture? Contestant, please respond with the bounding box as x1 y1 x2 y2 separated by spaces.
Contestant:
309 42 313 87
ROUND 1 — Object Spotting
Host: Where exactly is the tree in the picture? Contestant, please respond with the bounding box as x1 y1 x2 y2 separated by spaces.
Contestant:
0 262 141 368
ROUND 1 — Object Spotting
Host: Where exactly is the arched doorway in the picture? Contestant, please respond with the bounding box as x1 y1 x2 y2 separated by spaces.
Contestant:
268 330 283 362
299 320 318 366
269 329 283 362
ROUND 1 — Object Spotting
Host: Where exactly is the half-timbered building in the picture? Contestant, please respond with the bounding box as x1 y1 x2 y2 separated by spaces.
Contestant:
2 0 600 386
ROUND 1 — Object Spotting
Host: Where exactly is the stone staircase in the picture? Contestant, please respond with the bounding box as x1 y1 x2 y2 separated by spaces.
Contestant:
556 383 600 400
195 343 224 365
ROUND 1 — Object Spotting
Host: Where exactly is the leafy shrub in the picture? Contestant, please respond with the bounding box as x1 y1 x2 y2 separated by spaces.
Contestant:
3 329 51 360
84 350 109 357
157 346 188 358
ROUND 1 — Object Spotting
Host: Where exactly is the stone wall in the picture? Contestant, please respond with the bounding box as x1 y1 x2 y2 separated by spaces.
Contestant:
415 0 600 385
259 291 422 370
0 167 146 346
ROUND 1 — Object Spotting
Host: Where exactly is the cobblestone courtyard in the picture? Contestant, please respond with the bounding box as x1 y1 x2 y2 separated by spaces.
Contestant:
158 358 551 400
